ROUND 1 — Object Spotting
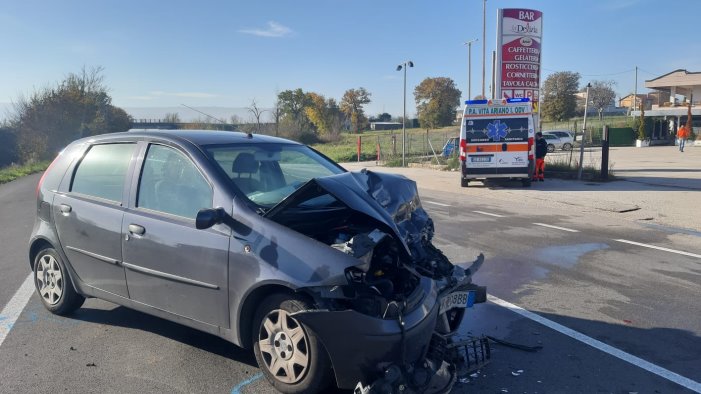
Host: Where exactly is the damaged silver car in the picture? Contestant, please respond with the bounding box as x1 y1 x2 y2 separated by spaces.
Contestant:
29 130 488 394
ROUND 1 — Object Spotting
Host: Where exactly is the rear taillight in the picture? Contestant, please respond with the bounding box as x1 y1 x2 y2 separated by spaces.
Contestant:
528 137 534 160
36 154 60 198
459 139 467 161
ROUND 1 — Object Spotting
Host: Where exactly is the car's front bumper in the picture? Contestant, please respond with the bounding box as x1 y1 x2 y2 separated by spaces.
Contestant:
292 276 439 389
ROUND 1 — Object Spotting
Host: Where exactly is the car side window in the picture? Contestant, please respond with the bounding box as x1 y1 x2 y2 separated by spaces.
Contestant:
137 144 212 219
71 143 136 202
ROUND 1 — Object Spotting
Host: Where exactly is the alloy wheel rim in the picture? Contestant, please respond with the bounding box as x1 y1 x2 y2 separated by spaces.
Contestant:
258 309 310 384
36 254 63 305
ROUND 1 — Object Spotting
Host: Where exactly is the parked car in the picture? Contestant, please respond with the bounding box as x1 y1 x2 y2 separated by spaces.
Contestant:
542 133 566 152
543 130 574 151
30 130 487 394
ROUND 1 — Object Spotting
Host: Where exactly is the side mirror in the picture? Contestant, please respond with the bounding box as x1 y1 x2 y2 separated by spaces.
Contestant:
195 207 226 230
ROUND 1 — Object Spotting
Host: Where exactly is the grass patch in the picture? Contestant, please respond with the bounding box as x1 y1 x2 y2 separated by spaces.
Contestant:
312 126 459 163
546 155 614 180
0 161 51 185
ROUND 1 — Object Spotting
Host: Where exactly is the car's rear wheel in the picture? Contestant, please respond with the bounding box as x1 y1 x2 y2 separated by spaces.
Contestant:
33 248 85 315
547 144 555 153
461 177 469 187
252 294 333 394
562 143 573 151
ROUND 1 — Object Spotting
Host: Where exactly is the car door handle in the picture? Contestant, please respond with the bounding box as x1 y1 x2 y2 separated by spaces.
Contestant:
59 204 72 214
128 224 146 235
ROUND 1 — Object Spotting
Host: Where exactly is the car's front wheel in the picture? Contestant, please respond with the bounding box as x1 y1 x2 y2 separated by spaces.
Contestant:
547 144 555 153
33 248 85 315
252 294 333 394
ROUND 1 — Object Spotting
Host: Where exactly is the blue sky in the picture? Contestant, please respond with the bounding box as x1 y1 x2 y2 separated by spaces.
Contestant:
1 0 700 120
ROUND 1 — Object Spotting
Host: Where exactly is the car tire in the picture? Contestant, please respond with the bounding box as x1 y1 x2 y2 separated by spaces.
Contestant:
252 294 333 394
562 143 573 151
461 178 469 187
33 248 85 315
547 144 555 153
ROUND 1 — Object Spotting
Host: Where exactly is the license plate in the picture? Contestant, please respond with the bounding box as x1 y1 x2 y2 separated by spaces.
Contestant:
470 156 491 162
439 291 476 314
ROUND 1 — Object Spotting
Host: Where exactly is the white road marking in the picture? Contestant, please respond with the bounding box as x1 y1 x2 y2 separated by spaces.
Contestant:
473 210 505 218
614 239 701 259
533 222 580 233
488 294 701 393
424 200 451 207
0 274 35 348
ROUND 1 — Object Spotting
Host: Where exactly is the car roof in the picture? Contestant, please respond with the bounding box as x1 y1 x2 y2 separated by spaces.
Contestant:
543 130 572 133
75 129 302 147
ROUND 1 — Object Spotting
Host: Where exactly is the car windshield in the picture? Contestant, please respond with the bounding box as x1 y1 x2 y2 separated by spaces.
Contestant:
205 143 344 208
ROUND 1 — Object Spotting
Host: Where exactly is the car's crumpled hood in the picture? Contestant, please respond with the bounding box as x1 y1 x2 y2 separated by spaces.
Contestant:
265 169 430 259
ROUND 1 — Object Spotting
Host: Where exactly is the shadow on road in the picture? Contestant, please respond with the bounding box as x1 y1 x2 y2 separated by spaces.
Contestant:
69 305 258 368
475 177 701 192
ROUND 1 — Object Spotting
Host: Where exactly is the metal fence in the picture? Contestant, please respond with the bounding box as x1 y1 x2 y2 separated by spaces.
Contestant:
354 131 460 165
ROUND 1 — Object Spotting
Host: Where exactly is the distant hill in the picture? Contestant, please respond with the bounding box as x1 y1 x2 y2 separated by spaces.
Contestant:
0 104 275 124
124 106 273 123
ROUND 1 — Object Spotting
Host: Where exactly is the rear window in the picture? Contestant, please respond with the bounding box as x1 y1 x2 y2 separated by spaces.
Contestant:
40 143 84 193
463 117 529 143
71 143 136 202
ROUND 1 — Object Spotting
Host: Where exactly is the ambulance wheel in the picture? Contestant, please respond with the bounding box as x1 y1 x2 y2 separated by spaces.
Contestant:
521 179 532 187
461 178 469 187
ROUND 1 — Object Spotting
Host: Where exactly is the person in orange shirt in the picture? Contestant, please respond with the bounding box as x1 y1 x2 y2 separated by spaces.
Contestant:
677 125 690 152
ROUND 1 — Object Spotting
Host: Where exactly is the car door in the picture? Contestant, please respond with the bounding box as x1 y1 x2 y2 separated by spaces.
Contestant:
53 143 136 298
122 143 230 328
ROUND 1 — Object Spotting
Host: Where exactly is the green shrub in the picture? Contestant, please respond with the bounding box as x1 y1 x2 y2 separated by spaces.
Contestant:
0 161 50 184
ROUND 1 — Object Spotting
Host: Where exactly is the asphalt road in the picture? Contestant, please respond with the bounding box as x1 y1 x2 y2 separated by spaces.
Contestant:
0 174 699 393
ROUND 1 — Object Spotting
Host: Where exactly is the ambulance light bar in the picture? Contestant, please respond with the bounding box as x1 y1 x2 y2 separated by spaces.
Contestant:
464 97 531 105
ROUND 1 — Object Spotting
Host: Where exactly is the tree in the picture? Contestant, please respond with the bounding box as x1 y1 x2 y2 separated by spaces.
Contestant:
11 66 132 162
340 87 371 133
541 71 580 121
413 77 462 129
375 113 392 122
277 89 311 131
304 92 342 136
272 95 282 136
163 112 181 123
246 98 267 133
588 80 617 120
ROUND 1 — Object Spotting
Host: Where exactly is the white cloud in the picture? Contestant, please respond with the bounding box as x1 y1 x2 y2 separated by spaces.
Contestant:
238 21 293 38
126 95 155 100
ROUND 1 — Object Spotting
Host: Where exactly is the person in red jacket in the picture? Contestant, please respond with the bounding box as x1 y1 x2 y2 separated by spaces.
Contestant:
677 125 690 152
533 132 548 181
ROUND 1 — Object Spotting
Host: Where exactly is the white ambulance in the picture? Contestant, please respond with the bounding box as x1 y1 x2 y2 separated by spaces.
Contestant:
458 98 535 187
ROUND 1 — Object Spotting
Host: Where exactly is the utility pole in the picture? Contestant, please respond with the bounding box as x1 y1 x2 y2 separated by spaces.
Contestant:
464 39 478 100
482 0 487 98
634 66 638 111
491 50 496 99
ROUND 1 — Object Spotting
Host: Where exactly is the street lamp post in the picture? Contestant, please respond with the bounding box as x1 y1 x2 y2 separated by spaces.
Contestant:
397 60 414 167
578 83 591 180
464 39 478 100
